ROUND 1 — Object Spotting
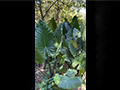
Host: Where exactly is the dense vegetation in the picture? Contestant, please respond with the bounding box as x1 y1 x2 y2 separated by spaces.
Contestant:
35 0 86 90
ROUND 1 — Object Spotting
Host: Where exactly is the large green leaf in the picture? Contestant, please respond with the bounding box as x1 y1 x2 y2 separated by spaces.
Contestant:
54 73 83 89
58 76 83 89
47 17 57 32
72 54 86 70
70 15 80 31
35 48 45 64
35 19 57 59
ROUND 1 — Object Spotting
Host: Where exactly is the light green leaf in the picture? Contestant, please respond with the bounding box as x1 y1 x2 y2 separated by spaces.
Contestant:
35 19 57 59
72 54 86 70
64 69 77 77
81 22 86 41
54 73 83 89
73 28 81 39
53 74 63 85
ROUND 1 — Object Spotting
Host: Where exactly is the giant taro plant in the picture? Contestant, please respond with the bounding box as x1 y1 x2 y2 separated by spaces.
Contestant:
35 15 86 90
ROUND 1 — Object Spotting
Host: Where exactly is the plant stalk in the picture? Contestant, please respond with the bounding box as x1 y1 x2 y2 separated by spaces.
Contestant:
35 65 50 78
47 56 52 77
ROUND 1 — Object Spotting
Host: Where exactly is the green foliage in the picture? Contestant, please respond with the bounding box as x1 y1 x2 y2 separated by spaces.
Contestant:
35 48 45 64
72 53 86 70
53 69 83 89
35 15 86 90
35 19 57 59
47 17 57 32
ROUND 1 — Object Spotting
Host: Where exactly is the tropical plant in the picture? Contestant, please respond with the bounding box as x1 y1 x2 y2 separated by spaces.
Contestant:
35 15 86 90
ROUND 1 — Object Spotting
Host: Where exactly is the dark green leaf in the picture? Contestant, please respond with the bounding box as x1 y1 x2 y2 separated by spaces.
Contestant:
54 23 63 44
68 43 77 57
71 15 80 31
47 17 57 32
35 20 57 59
35 48 45 64
63 22 73 35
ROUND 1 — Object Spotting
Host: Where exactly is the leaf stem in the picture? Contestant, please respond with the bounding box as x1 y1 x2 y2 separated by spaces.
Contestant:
35 65 50 78
47 56 52 77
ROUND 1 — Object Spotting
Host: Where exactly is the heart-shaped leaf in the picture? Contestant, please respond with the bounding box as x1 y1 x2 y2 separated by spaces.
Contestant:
54 72 83 89
35 19 57 59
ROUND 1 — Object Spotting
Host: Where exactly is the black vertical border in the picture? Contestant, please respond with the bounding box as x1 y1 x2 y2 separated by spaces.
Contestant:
86 1 97 90
86 1 120 90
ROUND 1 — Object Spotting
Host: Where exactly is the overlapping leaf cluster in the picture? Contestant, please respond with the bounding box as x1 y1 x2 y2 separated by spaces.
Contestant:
35 15 86 90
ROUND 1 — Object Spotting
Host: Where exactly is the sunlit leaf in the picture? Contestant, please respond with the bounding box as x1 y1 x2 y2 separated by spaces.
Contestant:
72 54 86 70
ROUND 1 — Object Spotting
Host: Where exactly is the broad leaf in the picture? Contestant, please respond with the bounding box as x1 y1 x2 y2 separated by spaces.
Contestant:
35 48 45 64
64 69 77 77
68 43 77 57
73 28 81 40
35 19 57 59
63 22 73 35
66 28 73 42
70 15 80 31
70 40 77 48
54 73 83 89
54 23 63 43
62 38 68 47
53 74 63 85
72 54 86 70
76 37 84 50
58 76 83 89
47 17 57 32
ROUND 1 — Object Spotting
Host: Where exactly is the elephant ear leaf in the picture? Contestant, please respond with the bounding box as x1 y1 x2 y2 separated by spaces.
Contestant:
35 19 57 59
72 54 86 70
58 76 83 89
54 71 83 89
70 15 80 31
35 48 45 64
47 17 57 32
